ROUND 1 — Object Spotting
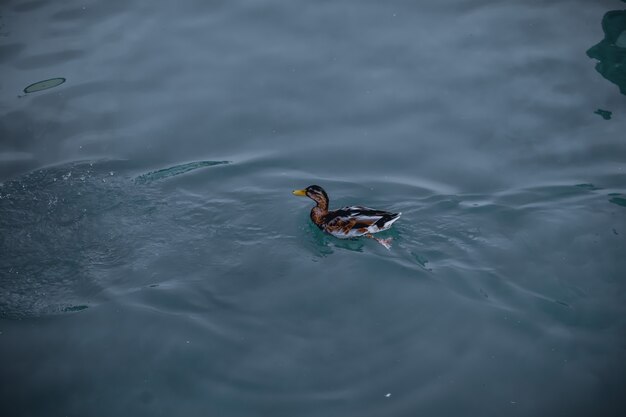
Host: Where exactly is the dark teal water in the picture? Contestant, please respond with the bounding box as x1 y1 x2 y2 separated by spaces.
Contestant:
1 1 625 416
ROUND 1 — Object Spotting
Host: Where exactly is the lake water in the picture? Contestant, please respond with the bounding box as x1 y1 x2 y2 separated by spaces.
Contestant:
1 0 625 416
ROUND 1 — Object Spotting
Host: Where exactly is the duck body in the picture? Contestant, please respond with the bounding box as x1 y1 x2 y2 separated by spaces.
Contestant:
293 185 401 247
315 205 401 238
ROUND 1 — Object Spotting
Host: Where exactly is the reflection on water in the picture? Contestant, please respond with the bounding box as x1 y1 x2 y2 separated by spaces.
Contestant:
609 193 626 207
304 221 365 256
135 160 230 184
587 10 626 94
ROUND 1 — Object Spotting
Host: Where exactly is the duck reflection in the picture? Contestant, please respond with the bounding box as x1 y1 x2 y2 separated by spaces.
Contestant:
306 222 365 256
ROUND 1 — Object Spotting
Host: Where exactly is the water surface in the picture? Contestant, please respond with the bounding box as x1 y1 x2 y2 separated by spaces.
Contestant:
1 0 625 416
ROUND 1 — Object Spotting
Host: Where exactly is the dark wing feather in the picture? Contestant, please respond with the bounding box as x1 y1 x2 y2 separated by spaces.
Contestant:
325 206 395 221
323 206 400 236
332 207 400 225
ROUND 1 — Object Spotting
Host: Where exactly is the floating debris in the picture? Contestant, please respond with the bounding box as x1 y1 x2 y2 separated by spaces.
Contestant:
594 109 612 120
23 77 66 94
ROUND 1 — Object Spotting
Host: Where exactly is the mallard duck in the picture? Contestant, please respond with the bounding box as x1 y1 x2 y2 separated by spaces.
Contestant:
292 185 401 249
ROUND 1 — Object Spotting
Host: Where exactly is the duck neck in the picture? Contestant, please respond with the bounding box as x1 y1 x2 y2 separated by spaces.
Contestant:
310 204 328 226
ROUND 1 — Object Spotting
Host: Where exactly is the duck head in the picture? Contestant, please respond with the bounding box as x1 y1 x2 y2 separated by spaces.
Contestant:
292 185 329 210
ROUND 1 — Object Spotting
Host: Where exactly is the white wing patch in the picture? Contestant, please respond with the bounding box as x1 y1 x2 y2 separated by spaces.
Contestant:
382 214 401 229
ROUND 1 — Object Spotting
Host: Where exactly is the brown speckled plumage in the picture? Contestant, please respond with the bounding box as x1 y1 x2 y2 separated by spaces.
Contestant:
293 185 401 248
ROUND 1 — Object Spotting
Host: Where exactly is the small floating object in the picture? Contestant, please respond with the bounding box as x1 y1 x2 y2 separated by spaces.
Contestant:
23 77 66 94
594 108 612 120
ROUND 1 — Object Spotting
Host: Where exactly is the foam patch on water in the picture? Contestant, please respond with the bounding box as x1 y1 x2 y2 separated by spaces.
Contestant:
0 161 152 319
0 159 237 319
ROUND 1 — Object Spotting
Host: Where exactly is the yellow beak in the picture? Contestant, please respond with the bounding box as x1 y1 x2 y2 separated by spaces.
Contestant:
292 189 307 196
